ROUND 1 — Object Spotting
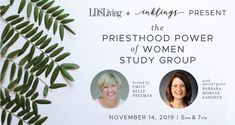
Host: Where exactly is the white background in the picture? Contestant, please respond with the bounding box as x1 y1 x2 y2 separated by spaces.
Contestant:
1 0 235 125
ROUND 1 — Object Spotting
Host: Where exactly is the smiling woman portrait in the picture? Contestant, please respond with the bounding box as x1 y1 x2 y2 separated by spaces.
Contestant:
160 70 198 109
91 70 129 109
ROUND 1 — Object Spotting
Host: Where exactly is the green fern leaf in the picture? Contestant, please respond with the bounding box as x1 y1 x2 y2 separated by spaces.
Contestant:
36 0 48 7
32 102 38 114
4 89 10 98
45 61 54 77
27 3 33 17
0 60 9 81
56 13 69 20
1 46 9 56
44 13 49 29
31 0 40 2
1 109 6 124
60 67 74 81
34 6 39 22
49 83 67 89
31 78 39 91
10 63 16 80
55 52 70 62
34 116 48 125
6 33 20 47
35 99 51 104
47 15 53 30
0 6 5 11
30 30 44 42
31 92 39 100
25 88 34 97
1 28 14 46
60 19 74 24
30 63 41 73
17 109 27 117
45 43 58 53
28 46 36 61
25 80 38 97
35 35 47 46
60 63 79 70
15 21 30 30
5 99 16 109
1 24 10 40
23 111 34 120
40 57 49 66
52 9 64 17
29 78 38 90
25 57 36 69
64 25 76 35
15 93 21 104
27 90 36 99
43 85 49 97
39 37 51 49
50 66 59 84
28 115 41 124
16 67 23 82
35 64 47 76
7 49 21 58
10 0 14 5
49 47 64 57
10 17 24 25
19 55 29 66
7 79 17 89
25 98 31 111
1 5 10 16
25 27 38 38
13 85 23 92
18 0 26 14
38 9 43 25
1 33 20 55
42 0 55 10
11 104 21 113
0 98 9 106
5 15 19 21
53 20 58 34
20 97 25 108
33 53 44 65
23 71 29 85
18 120 23 125
7 112 12 125
47 6 59 13
21 24 34 34
0 89 4 100
59 24 64 40
18 41 30 56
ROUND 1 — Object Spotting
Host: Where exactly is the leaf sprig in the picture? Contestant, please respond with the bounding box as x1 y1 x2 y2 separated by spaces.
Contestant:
1 87 49 125
0 1 79 124
0 15 78 86
18 0 76 41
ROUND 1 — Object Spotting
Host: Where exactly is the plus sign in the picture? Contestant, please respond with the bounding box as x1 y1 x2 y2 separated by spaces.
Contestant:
126 11 130 16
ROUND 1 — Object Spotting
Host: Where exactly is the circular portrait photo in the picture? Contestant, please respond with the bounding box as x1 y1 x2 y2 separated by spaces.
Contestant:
159 70 198 109
90 70 129 109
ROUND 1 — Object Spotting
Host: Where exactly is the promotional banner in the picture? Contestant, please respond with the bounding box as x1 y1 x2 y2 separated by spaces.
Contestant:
0 0 234 125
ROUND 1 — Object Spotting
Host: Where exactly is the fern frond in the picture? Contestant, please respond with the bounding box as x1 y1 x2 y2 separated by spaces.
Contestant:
1 1 78 124
17 0 76 41
0 87 48 125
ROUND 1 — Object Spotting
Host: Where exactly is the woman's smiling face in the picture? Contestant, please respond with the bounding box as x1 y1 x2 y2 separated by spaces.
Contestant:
102 81 119 101
171 77 186 100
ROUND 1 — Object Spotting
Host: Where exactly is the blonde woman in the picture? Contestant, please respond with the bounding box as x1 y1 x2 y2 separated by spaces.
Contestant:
96 73 124 108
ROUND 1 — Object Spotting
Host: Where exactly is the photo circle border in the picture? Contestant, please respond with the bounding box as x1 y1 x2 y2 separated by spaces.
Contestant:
90 69 129 105
159 69 198 109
